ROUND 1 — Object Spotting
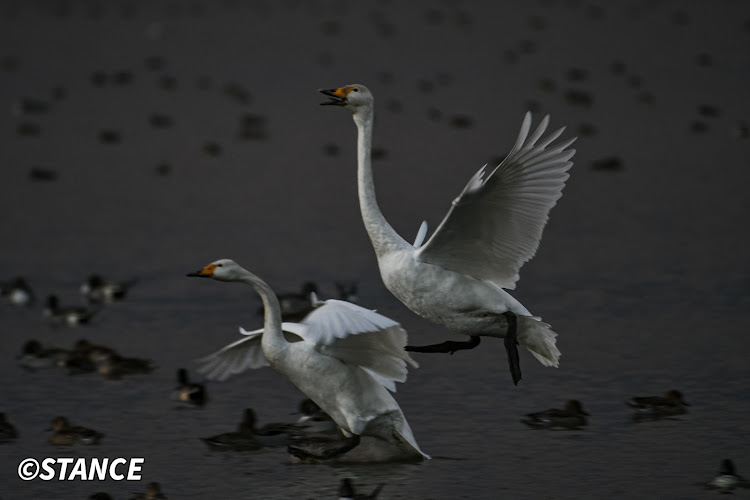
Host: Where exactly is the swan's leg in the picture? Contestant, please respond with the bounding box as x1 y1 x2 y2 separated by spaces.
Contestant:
405 335 481 354
287 434 361 460
504 311 522 385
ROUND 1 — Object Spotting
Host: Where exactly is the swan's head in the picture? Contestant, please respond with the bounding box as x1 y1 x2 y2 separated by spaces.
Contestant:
187 258 244 282
319 84 373 113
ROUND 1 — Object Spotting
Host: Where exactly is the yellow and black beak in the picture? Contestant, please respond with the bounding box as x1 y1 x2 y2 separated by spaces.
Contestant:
186 263 216 278
319 87 351 106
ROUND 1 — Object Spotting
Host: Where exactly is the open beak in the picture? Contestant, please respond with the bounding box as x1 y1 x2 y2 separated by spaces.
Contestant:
319 88 348 106
186 264 216 278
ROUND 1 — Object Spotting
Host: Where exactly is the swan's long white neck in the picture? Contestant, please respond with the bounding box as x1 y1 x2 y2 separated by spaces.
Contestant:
353 107 408 256
235 269 286 359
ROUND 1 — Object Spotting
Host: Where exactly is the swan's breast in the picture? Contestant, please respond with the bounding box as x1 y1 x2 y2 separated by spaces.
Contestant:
378 251 529 333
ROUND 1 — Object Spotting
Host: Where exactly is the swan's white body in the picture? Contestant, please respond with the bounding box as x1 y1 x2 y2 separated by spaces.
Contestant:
321 84 576 369
190 259 429 461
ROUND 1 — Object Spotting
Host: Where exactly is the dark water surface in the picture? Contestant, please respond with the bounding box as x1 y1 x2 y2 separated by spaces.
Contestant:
1 1 749 498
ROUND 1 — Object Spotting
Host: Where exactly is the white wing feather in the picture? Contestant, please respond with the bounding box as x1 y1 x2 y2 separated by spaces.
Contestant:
413 220 428 248
195 300 417 390
301 299 399 344
194 324 304 381
318 323 417 392
415 112 575 289
304 299 418 392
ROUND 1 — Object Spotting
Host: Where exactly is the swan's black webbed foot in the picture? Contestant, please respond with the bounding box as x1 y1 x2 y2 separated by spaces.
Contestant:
504 311 522 386
405 335 481 355
287 434 361 460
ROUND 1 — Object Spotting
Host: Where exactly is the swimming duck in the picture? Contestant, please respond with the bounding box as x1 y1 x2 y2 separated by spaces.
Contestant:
130 481 167 499
173 368 207 406
626 390 689 421
705 459 750 492
339 478 384 500
521 400 589 429
290 433 429 464
47 416 103 445
1 277 35 307
80 274 136 304
260 281 361 321
92 350 154 379
18 339 70 371
258 281 320 322
59 339 116 375
243 407 305 446
43 295 98 326
0 412 19 442
201 409 263 451
334 280 359 304
293 398 338 437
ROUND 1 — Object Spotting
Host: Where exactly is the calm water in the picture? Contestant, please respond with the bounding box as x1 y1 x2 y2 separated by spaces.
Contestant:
1 1 749 498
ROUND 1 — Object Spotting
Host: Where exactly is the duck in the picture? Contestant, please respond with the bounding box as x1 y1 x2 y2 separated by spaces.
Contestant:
172 368 207 406
130 481 168 499
92 350 154 379
320 84 575 385
59 339 117 375
259 281 360 321
80 274 136 304
201 403 337 451
705 459 750 492
241 407 300 445
626 390 689 420
188 258 428 462
1 277 35 307
293 398 338 437
339 478 384 500
200 409 263 451
290 433 428 464
43 295 98 326
0 412 19 442
47 416 103 445
334 280 359 304
17 339 70 371
521 400 589 429
258 281 320 322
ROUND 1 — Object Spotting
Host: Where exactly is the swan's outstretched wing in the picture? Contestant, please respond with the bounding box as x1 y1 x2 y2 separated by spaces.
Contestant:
302 299 398 343
194 324 305 381
318 324 416 392
303 299 419 392
196 300 418 389
416 112 576 289
413 221 428 249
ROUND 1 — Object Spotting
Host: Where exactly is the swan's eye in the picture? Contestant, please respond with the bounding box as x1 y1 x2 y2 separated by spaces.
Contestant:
217 263 223 267
352 88 359 92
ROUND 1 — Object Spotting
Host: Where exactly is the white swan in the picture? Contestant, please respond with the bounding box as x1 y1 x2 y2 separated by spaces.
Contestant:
320 84 576 385
188 258 429 462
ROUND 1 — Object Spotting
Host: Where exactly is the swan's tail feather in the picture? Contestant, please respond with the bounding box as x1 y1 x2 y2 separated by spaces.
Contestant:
518 316 561 367
383 410 431 460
